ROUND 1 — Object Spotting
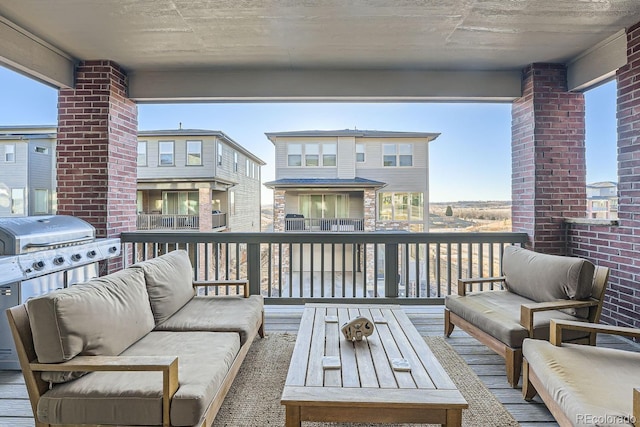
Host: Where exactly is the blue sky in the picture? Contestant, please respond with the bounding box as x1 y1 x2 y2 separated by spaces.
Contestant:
0 66 617 203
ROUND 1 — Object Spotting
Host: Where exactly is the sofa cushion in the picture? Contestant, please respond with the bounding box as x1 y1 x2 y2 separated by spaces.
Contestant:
445 290 589 348
502 245 595 318
26 267 154 383
523 339 638 426
36 331 240 427
133 250 195 325
155 295 263 345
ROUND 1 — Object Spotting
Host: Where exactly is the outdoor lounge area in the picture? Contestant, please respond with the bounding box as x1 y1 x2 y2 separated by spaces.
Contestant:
3 1 640 426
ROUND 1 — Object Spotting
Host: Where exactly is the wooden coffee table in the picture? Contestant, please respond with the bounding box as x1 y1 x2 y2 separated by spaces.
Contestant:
281 303 468 426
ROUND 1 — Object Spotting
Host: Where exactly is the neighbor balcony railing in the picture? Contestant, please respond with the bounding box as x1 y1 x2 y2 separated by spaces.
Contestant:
120 231 528 304
285 217 364 232
136 213 227 230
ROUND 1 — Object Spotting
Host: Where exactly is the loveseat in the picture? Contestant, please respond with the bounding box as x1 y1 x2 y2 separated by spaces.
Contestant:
6 249 264 427
523 319 640 427
444 245 609 387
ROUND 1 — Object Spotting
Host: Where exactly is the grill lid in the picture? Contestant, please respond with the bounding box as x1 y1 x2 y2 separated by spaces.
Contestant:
0 215 96 255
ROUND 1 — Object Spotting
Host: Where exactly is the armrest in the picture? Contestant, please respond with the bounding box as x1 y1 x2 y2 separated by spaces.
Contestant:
31 355 179 427
634 388 639 427
193 279 249 297
520 299 599 336
457 276 505 296
549 319 640 346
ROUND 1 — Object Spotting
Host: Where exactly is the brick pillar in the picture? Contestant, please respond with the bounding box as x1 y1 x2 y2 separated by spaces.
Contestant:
57 60 138 272
511 64 586 254
273 189 286 232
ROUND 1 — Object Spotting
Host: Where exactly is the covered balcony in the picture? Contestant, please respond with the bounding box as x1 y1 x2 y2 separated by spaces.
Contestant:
2 1 640 426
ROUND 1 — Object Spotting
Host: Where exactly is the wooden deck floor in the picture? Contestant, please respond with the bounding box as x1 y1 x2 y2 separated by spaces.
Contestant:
1 305 638 426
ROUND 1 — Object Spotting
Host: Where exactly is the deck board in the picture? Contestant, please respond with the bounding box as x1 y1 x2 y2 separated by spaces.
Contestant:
1 304 637 426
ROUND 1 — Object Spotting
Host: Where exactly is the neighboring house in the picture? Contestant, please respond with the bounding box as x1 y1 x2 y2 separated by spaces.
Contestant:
586 181 618 219
136 129 265 232
264 129 440 233
0 125 57 217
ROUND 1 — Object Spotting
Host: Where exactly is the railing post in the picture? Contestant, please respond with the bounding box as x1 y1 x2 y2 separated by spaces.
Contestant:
247 242 261 295
384 243 399 298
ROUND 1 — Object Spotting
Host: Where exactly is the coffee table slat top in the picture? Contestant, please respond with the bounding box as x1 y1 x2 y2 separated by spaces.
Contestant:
281 303 467 410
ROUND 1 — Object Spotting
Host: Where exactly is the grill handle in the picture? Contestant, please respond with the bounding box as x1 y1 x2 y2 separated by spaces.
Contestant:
24 236 94 249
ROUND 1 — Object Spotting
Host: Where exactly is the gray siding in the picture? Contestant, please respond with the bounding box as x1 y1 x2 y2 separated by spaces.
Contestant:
336 136 355 179
0 141 29 217
138 138 216 180
27 140 55 215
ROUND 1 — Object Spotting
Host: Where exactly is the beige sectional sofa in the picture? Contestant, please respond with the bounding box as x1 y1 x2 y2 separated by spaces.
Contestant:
6 249 264 427
444 245 609 387
523 319 640 427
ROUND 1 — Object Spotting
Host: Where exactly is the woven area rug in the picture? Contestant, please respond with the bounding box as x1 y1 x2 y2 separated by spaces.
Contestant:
213 333 519 426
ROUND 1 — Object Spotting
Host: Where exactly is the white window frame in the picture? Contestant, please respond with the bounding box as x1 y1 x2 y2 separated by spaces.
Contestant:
287 144 302 167
246 159 251 177
11 188 24 215
356 143 365 163
137 141 147 166
378 192 423 221
34 146 49 154
322 143 337 167
186 140 202 166
217 142 223 165
34 189 49 214
234 152 239 172
158 140 175 166
383 143 413 167
5 144 15 163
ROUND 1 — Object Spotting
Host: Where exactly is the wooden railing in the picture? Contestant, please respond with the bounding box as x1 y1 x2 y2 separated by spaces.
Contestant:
120 231 528 304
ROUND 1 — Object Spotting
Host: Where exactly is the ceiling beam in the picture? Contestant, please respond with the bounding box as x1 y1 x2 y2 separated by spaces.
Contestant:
128 69 522 102
0 16 74 89
568 29 627 92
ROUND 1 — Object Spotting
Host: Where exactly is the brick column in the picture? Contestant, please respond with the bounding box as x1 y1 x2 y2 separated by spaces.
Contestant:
57 60 138 272
273 189 286 232
511 63 586 254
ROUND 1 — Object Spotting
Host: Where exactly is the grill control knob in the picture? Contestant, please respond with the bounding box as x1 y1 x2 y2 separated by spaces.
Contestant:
87 250 97 258
53 257 65 265
33 261 45 271
71 254 82 262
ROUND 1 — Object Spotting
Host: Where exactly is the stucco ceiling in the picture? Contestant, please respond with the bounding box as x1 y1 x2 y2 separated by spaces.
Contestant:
2 0 640 100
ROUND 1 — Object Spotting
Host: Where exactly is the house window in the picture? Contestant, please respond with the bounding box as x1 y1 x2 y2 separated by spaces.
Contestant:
5 144 15 162
305 144 319 166
158 141 174 166
137 141 147 166
217 142 223 165
356 144 365 162
162 191 198 215
323 143 337 166
288 144 302 166
383 144 413 167
378 192 423 221
34 189 49 214
234 152 238 172
230 191 236 215
11 188 24 215
246 159 251 177
186 140 202 166
299 194 349 218
34 146 49 154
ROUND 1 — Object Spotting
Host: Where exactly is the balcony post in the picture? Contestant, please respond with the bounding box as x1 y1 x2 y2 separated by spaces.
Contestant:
384 243 399 297
247 242 261 295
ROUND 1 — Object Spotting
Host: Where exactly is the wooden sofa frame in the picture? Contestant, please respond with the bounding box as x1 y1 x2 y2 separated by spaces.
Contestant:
6 279 264 427
523 319 640 427
444 266 609 388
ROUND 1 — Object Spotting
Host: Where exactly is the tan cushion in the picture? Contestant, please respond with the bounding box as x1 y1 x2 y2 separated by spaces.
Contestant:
133 250 195 325
502 245 595 318
155 295 264 345
445 290 588 348
26 267 154 383
523 339 639 426
36 331 240 427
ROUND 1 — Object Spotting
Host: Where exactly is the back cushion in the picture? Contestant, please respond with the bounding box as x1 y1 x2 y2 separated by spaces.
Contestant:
133 250 195 325
502 246 595 317
27 267 155 382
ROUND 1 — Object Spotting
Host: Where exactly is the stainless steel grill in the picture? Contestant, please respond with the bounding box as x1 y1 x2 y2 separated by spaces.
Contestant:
0 215 121 369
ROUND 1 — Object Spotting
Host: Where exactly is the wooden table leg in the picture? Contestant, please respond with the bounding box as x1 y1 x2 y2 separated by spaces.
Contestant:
445 409 462 427
285 405 301 427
